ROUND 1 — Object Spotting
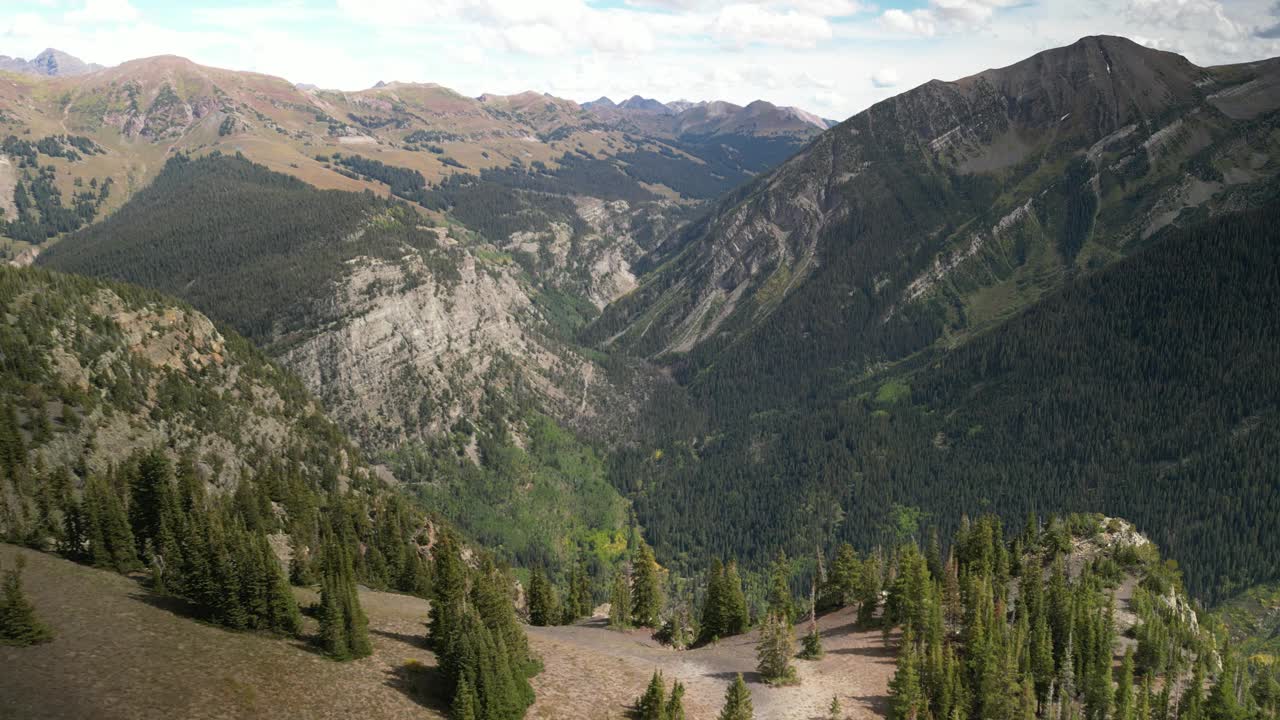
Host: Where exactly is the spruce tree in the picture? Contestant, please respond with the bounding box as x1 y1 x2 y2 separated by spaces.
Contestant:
128 449 174 556
609 569 632 629
723 561 749 636
452 672 478 720
859 551 882 625
1181 662 1207 720
562 555 591 623
431 529 468 669
666 680 686 720
637 670 667 720
1205 653 1245 720
766 551 794 620
719 674 754 720
700 559 726 642
0 555 52 646
890 630 926 720
826 544 861 609
527 567 555 627
1115 649 1136 720
84 474 139 572
318 536 371 660
756 612 797 685
631 543 664 629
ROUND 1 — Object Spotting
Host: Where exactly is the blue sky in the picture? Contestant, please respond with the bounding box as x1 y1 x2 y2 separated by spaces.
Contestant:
2 0 1278 118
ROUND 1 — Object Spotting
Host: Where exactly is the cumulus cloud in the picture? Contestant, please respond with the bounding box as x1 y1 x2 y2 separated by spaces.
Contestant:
881 8 937 36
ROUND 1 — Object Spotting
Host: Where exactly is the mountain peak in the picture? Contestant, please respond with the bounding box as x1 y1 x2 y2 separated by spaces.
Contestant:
619 95 672 114
0 47 102 77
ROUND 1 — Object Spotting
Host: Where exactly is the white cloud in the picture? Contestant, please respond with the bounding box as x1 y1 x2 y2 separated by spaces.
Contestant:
500 23 569 57
881 8 937 36
871 67 899 88
713 4 833 48
64 0 139 24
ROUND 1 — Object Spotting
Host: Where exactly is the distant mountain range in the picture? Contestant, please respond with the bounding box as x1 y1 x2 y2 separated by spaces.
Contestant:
584 94 837 135
0 48 103 77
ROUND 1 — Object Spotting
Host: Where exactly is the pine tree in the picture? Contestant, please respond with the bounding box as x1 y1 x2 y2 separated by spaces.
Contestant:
719 674 754 720
723 561 749 636
637 670 667 720
756 612 797 685
430 530 467 662
666 680 686 720
609 569 632 629
128 449 174 556
289 542 315 586
1115 649 1136 720
766 551 794 621
826 544 861 609
700 558 726 642
829 696 842 720
0 555 53 646
1205 652 1245 720
632 543 664 629
800 570 824 660
800 624 824 660
452 672 478 720
318 536 371 660
1181 662 1207 720
890 630 927 720
84 474 139 572
527 567 555 627
859 551 882 625
563 555 591 623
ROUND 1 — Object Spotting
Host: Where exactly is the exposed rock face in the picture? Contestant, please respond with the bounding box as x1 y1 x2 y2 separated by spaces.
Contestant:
279 245 621 451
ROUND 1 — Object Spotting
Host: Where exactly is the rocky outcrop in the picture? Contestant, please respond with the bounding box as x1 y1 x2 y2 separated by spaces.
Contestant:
279 242 624 450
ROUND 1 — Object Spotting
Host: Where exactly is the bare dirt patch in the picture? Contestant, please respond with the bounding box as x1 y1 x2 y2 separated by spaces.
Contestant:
0 544 446 720
527 607 897 720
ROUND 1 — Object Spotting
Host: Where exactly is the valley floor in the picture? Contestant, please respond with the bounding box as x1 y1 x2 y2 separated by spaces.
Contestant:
0 545 895 719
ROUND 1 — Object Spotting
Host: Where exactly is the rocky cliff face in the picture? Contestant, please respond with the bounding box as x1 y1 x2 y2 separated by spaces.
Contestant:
280 239 617 450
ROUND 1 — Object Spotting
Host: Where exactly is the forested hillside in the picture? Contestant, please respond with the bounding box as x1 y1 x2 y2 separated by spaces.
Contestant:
613 193 1280 603
881 515 1280 720
38 153 643 577
0 264 434 612
0 264 543 717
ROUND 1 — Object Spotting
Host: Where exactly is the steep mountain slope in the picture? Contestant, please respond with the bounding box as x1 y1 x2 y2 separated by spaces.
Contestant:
1217 582 1280 662
591 37 1280 399
611 193 1280 601
37 154 639 568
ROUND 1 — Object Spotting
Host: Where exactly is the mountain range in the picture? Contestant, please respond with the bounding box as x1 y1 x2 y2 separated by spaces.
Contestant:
6 36 1280 603
3 32 1280 720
